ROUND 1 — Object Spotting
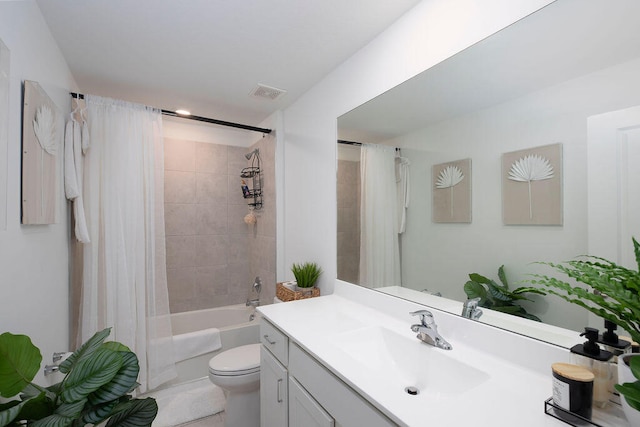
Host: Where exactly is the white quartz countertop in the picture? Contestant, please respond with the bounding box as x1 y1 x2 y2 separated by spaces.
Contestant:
258 290 575 427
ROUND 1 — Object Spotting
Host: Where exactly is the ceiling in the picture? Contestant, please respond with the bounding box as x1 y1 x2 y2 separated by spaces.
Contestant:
36 0 421 127
338 0 640 143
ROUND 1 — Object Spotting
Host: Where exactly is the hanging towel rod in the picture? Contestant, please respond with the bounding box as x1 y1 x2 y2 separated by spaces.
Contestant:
70 92 272 135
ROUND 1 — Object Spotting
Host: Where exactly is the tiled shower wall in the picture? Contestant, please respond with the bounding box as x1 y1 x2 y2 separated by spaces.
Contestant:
164 136 276 313
336 159 360 284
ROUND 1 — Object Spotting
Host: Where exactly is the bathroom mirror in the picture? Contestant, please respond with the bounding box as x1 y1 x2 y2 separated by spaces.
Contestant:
337 0 640 347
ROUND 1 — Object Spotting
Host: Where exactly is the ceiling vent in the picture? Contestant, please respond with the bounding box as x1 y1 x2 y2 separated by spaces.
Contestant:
250 84 287 101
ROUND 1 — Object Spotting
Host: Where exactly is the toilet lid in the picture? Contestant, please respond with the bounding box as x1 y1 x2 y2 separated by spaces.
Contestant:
209 343 261 376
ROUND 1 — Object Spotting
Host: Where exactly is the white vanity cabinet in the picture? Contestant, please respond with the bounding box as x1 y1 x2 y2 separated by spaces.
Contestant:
260 319 395 427
260 320 289 427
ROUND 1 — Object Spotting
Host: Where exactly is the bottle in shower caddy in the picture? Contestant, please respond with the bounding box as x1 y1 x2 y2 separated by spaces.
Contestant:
241 179 250 198
570 327 613 408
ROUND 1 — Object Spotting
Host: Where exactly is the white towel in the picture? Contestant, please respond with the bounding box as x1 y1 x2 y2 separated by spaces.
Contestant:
64 120 79 200
63 117 90 243
172 327 222 363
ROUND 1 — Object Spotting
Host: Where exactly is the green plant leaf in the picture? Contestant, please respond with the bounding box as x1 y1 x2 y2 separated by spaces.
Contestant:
468 273 491 285
463 281 487 303
59 328 111 374
29 413 74 427
60 348 123 403
13 392 55 422
497 265 509 289
89 352 139 405
0 398 30 426
0 333 42 398
291 262 322 288
102 342 131 353
105 398 158 427
512 287 546 296
54 399 87 418
615 382 640 411
630 356 640 381
82 400 119 425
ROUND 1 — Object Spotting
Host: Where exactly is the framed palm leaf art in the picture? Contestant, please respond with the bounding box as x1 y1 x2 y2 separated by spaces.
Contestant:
502 143 562 225
433 158 471 223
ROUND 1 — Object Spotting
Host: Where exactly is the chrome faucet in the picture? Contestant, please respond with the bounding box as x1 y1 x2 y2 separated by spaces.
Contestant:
461 297 483 320
246 276 262 308
410 309 452 350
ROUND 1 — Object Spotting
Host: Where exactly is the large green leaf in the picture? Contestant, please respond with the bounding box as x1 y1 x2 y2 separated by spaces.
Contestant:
59 329 111 374
105 398 158 427
0 333 42 398
0 397 31 426
463 281 487 303
29 413 74 427
60 348 123 403
89 352 139 405
82 400 119 425
497 265 509 288
615 382 640 411
468 273 491 285
55 399 87 418
13 392 55 422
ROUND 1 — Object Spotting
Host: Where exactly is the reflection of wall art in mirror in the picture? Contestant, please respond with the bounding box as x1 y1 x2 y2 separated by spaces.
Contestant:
433 158 471 223
0 38 9 230
502 143 562 225
22 80 61 225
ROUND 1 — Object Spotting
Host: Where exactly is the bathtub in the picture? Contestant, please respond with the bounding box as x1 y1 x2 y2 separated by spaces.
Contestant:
164 304 260 388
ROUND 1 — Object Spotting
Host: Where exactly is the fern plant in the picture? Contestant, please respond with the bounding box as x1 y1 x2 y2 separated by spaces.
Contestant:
463 265 546 321
291 262 322 288
0 328 157 427
529 237 640 345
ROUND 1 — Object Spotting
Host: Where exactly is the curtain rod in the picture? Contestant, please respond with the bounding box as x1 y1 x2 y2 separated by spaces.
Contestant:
337 139 400 151
70 92 272 135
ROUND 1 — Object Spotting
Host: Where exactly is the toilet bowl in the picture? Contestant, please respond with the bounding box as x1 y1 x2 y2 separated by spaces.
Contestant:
208 343 261 427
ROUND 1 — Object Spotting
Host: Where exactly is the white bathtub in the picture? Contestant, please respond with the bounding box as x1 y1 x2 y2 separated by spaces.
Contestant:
164 304 260 388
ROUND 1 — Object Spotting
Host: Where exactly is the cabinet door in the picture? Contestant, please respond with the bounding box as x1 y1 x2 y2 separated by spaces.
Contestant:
289 377 334 427
261 346 288 427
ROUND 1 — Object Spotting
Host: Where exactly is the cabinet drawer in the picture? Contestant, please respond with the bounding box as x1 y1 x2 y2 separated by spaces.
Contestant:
289 343 396 427
261 319 289 366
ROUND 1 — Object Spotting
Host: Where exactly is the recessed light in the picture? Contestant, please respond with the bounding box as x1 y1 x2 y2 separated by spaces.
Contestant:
176 109 191 116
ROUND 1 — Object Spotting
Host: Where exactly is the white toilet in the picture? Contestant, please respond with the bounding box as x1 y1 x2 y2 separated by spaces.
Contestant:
208 343 261 427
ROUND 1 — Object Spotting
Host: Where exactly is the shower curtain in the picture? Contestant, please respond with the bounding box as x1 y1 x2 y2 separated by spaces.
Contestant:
359 144 401 288
77 95 176 392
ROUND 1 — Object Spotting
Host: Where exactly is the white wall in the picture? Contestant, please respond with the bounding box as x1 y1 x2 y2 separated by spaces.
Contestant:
281 0 554 292
395 58 640 330
0 1 76 384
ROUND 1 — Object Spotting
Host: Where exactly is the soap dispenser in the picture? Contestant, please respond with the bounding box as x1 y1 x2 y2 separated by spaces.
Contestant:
570 327 613 408
597 320 631 356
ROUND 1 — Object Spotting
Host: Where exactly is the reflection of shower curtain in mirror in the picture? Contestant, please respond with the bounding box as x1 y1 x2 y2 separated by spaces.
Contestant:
76 95 176 392
359 144 401 288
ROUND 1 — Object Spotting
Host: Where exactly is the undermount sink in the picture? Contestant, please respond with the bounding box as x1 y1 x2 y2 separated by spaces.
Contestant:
329 326 490 396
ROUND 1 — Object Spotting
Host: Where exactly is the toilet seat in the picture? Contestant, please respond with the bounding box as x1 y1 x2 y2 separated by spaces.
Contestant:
209 343 261 377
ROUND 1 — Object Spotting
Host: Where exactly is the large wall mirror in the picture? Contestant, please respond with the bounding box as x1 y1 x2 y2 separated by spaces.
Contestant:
337 0 640 347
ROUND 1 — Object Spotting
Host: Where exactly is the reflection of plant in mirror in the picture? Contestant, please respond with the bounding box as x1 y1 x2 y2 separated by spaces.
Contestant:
530 237 640 344
464 265 546 322
0 328 157 427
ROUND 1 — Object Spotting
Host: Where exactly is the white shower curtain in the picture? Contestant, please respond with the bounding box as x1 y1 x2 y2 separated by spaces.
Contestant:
78 95 176 392
359 144 401 288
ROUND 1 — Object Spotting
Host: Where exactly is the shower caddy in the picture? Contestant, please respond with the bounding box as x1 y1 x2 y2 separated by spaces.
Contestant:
241 149 263 210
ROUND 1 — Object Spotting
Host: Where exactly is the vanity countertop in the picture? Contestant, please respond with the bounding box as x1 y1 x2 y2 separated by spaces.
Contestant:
258 282 614 427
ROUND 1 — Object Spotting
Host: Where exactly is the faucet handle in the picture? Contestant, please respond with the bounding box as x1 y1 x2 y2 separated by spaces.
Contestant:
410 309 434 327
464 297 481 309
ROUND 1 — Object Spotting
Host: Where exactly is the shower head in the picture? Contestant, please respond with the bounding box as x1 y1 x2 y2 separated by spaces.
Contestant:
245 148 259 160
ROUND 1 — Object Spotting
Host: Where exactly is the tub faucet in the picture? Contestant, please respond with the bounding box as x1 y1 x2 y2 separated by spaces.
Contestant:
461 297 483 320
410 309 452 350
246 276 262 308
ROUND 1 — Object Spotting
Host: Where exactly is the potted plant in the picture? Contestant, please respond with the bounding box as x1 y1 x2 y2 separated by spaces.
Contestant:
463 265 546 321
530 237 640 421
291 262 322 291
616 354 640 425
0 328 157 426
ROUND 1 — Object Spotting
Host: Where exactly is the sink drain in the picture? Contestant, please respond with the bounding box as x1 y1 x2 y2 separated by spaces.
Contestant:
404 386 419 395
